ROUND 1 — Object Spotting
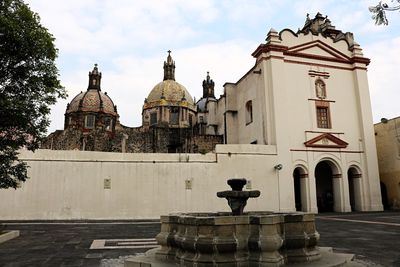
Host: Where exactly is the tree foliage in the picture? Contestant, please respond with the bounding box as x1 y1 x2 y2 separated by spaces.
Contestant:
369 0 400 25
0 0 66 189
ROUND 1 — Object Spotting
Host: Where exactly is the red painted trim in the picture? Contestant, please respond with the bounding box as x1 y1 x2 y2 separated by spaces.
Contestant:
256 55 285 64
305 130 345 134
288 40 350 60
308 70 330 78
284 59 367 71
285 51 350 64
290 149 363 153
252 44 289 58
304 133 348 148
308 98 336 103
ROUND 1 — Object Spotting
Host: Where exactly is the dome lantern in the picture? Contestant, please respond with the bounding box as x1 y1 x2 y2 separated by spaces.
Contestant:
163 50 176 81
65 64 119 131
88 64 102 91
202 71 215 98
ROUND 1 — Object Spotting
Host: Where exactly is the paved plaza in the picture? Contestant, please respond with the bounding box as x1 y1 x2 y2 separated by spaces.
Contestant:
0 211 399 267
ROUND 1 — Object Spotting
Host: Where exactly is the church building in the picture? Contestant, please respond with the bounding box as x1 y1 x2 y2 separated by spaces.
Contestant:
35 13 383 215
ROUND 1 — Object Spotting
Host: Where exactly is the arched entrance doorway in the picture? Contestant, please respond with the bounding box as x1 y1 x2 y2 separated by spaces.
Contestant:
315 161 337 212
293 167 307 211
347 167 362 211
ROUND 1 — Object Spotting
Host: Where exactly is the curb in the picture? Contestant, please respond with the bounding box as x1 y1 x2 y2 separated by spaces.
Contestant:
0 230 20 244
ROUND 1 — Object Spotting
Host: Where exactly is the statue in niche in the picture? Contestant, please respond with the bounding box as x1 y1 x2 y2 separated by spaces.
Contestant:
315 79 326 99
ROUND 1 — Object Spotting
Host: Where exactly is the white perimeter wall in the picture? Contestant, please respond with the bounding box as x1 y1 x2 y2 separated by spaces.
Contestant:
0 145 282 220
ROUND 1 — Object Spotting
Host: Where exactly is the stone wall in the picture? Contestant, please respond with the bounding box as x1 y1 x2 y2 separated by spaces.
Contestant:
192 135 224 153
41 124 223 154
375 117 400 209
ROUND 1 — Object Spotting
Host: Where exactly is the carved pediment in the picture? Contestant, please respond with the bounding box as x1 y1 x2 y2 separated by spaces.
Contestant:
285 40 351 63
304 133 348 148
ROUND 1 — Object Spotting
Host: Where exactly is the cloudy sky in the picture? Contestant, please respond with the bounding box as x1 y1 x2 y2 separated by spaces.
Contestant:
25 0 400 133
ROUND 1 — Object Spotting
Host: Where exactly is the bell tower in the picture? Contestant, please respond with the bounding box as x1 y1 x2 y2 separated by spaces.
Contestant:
202 71 215 98
88 64 102 91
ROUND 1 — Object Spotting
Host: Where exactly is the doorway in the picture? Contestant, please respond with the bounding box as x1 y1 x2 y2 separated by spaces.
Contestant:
293 167 307 212
315 161 335 212
380 182 389 210
347 167 362 211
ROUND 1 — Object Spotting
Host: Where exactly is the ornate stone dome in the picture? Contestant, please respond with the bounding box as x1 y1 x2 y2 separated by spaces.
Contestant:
147 80 194 105
66 64 118 116
143 51 195 111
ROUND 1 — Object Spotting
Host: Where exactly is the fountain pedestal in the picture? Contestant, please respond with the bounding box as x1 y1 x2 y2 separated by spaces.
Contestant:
216 178 260 215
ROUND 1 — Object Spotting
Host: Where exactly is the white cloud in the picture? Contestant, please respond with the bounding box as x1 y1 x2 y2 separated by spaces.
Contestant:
24 0 400 132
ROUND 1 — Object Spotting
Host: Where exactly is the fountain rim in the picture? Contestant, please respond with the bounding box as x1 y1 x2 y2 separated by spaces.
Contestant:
160 211 317 225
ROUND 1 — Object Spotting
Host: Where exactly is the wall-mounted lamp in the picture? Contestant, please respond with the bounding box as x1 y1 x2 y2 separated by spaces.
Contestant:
253 69 262 74
274 164 283 171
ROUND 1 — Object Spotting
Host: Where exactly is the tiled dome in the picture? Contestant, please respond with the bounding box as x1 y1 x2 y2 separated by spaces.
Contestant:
66 90 117 116
147 80 194 105
66 64 117 116
143 51 195 111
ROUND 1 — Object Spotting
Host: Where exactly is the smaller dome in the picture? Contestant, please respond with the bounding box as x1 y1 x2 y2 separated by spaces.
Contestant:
197 98 207 112
66 64 117 116
66 90 117 116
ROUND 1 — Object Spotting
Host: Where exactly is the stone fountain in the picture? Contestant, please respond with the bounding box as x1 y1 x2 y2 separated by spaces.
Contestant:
216 178 260 216
125 178 355 267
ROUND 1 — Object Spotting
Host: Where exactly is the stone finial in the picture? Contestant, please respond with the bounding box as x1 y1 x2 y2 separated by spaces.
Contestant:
266 28 280 44
351 42 364 57
163 50 176 81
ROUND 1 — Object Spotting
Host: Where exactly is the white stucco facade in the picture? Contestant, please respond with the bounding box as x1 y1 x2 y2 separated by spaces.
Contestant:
202 16 383 213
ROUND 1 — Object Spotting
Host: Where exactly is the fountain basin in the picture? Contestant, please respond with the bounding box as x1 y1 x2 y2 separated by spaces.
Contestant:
154 212 320 266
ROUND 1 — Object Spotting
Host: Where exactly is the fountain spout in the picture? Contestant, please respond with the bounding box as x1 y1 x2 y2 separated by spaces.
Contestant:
217 178 260 215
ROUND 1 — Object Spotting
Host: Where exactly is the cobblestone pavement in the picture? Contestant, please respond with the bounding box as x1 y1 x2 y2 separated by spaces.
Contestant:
0 211 399 267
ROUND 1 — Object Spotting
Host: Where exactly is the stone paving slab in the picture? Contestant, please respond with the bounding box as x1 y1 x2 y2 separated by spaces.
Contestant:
0 211 399 267
124 247 357 267
316 211 400 267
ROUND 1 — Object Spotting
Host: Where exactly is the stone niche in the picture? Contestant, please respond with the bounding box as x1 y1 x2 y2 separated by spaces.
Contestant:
155 212 320 267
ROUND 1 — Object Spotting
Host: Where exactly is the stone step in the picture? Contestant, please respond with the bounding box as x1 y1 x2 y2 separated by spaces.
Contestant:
124 247 368 267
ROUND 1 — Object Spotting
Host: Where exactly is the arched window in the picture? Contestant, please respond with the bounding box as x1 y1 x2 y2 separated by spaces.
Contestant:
104 117 113 131
85 115 95 129
170 107 179 125
150 112 157 126
245 100 253 125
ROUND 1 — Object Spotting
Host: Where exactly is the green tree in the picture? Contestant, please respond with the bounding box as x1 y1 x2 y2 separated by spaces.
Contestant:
369 0 400 25
0 0 66 189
